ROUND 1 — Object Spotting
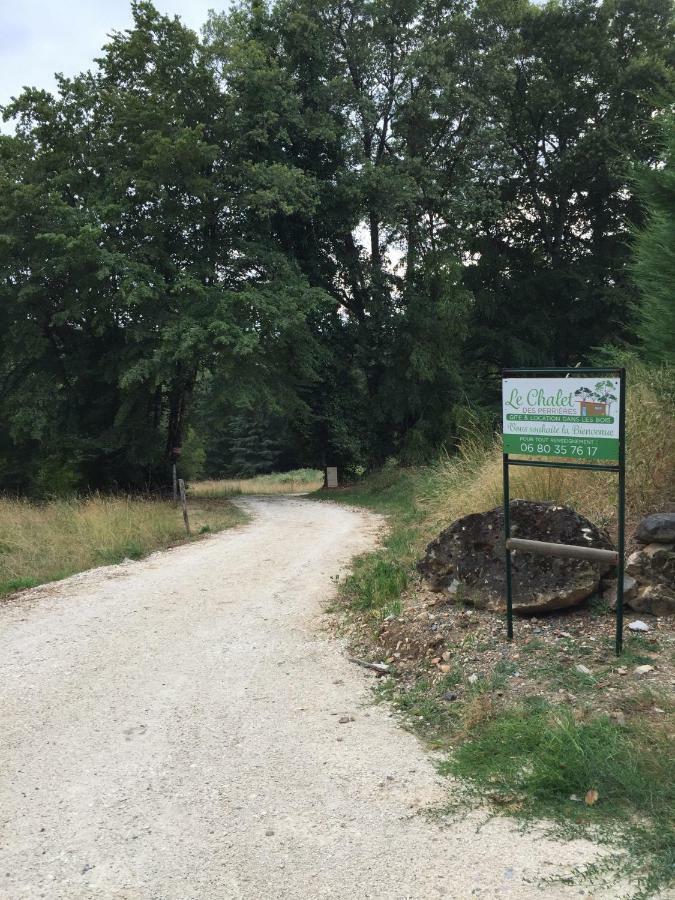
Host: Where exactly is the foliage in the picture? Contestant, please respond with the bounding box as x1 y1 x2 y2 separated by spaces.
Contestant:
0 2 329 493
632 114 675 368
1 0 673 492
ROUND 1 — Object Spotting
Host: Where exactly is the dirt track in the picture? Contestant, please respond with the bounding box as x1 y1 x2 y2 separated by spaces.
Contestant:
0 496 616 899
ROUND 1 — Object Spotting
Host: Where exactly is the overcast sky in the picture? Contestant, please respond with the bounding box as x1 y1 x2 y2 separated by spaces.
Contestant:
1 1 225 121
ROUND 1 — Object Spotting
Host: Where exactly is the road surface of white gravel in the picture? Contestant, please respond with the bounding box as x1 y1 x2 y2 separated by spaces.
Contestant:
1 496 621 899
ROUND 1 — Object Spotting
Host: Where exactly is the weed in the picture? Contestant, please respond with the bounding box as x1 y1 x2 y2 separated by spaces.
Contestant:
490 658 518 689
343 556 408 613
387 678 461 742
0 576 41 594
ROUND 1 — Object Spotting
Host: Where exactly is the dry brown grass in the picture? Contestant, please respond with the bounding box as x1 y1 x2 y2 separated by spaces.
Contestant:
0 494 244 597
427 364 674 542
191 469 324 497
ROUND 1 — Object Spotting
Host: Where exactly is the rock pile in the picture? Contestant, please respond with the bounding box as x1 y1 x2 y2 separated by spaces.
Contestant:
625 513 675 616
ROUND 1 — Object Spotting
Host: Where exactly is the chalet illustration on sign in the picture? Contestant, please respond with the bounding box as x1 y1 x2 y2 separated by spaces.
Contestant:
574 380 619 417
579 400 608 416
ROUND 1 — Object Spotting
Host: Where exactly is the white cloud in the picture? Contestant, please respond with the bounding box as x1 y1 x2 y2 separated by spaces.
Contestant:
1 1 226 126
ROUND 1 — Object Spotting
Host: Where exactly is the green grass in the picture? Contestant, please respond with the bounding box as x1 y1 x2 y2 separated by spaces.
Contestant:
315 465 433 621
443 701 674 900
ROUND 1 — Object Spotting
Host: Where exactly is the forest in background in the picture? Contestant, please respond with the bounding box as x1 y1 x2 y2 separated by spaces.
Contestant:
1 0 673 494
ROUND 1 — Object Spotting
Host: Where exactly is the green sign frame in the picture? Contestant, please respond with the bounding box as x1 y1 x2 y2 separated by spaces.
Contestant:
502 367 627 655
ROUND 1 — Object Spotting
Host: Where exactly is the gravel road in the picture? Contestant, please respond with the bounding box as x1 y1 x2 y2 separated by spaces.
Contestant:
1 496 618 899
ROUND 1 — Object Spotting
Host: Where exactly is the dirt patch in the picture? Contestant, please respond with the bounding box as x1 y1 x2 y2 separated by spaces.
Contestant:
337 576 675 732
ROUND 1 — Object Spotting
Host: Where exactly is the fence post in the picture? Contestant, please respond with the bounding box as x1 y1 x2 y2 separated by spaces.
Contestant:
178 478 191 536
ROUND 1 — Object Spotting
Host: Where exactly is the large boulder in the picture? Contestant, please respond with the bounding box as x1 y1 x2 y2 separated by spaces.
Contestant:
417 500 615 615
635 512 675 545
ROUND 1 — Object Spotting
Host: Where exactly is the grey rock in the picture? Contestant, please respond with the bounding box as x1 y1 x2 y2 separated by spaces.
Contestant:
446 578 461 597
623 542 675 616
626 550 646 576
634 664 655 676
417 500 615 615
630 584 675 617
635 512 675 544
628 620 650 632
601 575 638 609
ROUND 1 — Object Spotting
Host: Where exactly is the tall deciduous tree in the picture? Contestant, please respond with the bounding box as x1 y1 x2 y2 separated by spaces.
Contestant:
0 2 329 491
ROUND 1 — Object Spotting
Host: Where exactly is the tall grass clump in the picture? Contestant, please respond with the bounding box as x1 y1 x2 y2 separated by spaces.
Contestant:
428 361 674 539
191 469 324 497
0 494 241 597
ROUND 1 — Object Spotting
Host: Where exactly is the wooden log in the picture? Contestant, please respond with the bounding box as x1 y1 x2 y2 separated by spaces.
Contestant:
178 478 191 536
505 537 617 564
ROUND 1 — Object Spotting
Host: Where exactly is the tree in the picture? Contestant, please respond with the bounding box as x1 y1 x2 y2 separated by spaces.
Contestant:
463 0 674 387
632 115 675 367
205 0 481 466
0 2 330 492
1 0 673 492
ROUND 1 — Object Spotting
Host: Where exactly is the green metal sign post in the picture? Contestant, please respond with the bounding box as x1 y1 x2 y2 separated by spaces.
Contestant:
502 367 627 655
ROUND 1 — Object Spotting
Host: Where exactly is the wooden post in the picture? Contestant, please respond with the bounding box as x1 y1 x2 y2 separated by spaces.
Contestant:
505 537 618 565
178 478 191 536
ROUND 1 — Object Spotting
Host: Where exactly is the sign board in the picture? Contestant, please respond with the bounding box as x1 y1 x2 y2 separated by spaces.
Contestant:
326 466 338 488
502 376 621 460
501 366 627 654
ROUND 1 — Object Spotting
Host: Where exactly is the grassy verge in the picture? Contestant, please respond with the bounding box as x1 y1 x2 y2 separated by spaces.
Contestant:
0 494 245 598
190 468 324 497
316 362 674 899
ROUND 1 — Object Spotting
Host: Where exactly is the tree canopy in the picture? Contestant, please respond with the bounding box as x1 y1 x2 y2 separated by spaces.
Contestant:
1 0 673 492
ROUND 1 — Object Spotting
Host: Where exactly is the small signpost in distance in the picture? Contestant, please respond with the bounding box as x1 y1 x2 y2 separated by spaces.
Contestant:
501 367 627 655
